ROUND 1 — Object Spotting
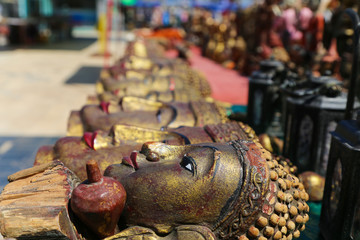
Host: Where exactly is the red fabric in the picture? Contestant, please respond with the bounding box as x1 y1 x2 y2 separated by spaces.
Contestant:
188 47 249 105
164 49 178 58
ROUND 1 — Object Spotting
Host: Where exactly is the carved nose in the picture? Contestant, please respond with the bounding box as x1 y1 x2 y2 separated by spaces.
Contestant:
140 142 174 162
147 151 160 162
140 142 161 162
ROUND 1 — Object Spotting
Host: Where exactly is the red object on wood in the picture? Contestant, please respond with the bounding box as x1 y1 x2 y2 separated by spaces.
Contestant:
70 160 126 238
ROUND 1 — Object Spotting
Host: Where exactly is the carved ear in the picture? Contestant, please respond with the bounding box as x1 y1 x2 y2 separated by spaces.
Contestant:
176 225 216 240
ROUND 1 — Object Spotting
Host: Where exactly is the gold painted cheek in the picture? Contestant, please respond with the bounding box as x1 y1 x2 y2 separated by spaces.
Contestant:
123 144 243 234
124 167 231 226
124 182 194 231
207 150 242 215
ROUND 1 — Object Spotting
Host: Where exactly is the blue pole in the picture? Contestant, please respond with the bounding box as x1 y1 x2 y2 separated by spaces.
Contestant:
40 0 53 16
18 0 28 18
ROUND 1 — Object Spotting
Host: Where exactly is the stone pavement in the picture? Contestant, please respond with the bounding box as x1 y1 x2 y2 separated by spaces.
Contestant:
0 31 129 192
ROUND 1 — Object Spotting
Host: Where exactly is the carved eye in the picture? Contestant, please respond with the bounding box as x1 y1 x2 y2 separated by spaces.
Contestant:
180 155 196 175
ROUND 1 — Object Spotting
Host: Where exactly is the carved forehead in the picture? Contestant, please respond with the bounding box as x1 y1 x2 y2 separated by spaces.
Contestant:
140 142 241 177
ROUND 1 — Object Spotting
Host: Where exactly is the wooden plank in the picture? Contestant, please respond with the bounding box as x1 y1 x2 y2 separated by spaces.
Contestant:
0 161 81 240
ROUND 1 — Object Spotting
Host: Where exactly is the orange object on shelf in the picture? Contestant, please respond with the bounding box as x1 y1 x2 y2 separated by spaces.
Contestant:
136 28 185 41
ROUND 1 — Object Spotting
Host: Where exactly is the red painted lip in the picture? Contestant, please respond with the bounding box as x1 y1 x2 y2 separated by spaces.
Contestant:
100 101 110 114
121 151 139 170
122 156 135 169
84 132 98 150
130 151 139 170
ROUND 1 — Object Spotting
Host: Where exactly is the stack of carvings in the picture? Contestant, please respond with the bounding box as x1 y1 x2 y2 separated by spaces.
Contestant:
0 39 309 240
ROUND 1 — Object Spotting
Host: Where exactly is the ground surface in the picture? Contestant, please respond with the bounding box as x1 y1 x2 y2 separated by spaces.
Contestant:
0 29 128 192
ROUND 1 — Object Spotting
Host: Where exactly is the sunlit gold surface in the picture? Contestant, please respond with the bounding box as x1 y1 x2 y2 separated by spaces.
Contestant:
111 125 184 146
125 56 153 69
133 41 148 57
259 134 273 153
66 111 85 136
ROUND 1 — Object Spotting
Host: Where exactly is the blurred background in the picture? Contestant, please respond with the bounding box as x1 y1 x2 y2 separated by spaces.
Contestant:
1 1 359 239
0 0 253 46
0 0 256 191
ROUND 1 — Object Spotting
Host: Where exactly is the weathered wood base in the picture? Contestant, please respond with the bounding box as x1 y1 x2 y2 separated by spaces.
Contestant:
0 161 81 240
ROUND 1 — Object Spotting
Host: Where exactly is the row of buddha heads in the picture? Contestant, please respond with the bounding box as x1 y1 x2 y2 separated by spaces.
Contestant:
35 39 310 240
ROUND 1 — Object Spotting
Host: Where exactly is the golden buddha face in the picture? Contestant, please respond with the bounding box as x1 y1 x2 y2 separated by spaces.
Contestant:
103 139 311 240
104 142 243 235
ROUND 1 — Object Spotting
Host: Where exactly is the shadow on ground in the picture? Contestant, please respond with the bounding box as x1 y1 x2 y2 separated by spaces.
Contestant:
29 38 97 51
0 136 60 192
0 45 15 51
2 37 97 51
65 65 102 84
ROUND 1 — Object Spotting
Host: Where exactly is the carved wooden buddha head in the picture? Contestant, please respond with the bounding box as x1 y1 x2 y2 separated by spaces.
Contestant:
105 140 310 239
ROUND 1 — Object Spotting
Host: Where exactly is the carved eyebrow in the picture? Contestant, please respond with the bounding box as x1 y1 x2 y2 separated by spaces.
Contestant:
202 145 219 152
201 145 220 181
